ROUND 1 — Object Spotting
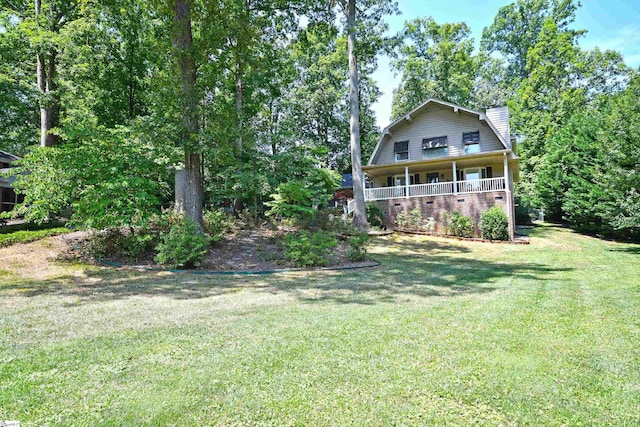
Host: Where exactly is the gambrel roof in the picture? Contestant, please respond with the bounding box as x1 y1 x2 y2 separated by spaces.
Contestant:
368 99 512 165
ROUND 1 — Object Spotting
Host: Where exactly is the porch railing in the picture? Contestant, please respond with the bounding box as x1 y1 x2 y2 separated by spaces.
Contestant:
365 177 506 201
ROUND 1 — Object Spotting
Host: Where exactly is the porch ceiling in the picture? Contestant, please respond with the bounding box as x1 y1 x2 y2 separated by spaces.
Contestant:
363 150 514 178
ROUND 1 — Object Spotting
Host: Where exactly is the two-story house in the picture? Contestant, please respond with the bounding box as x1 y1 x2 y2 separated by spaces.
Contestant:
363 99 518 240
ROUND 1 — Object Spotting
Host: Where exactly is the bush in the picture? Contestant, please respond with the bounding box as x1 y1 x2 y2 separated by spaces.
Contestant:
396 211 409 229
366 203 384 228
440 211 451 235
301 208 345 231
479 206 510 241
449 211 474 238
284 230 338 267
347 232 370 262
396 208 423 230
203 208 235 241
265 182 315 219
154 217 210 268
82 228 153 260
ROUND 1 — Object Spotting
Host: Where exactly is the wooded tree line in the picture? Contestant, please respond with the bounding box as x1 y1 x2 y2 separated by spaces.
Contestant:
1 0 638 239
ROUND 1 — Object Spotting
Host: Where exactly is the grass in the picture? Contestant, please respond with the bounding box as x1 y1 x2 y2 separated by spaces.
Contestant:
0 224 638 425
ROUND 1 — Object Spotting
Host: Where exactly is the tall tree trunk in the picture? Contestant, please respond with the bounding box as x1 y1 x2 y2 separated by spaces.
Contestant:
233 55 244 214
346 0 368 228
35 0 58 147
172 0 203 229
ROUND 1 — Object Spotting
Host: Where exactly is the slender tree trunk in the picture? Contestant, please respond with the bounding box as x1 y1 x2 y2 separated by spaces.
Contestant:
233 55 244 214
346 0 368 228
35 0 58 147
172 0 203 229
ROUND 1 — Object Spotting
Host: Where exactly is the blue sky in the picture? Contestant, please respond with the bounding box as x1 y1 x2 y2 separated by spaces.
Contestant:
371 0 640 127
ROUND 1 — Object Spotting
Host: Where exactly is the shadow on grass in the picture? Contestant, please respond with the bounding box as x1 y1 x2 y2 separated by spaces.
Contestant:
607 246 640 255
1 239 571 306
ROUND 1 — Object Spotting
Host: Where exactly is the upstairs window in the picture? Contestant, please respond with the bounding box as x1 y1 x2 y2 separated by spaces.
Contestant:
463 131 480 154
422 136 448 159
394 141 409 161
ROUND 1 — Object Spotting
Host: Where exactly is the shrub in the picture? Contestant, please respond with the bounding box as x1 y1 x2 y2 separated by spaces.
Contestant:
440 211 451 235
424 217 436 233
265 182 315 219
347 232 370 262
449 211 474 238
154 217 210 268
396 211 409 229
407 208 423 229
366 203 384 228
203 208 235 241
284 230 338 267
396 208 423 230
480 206 510 240
301 208 344 231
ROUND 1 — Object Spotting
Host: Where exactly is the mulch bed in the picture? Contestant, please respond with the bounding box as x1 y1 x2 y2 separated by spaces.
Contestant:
73 226 378 273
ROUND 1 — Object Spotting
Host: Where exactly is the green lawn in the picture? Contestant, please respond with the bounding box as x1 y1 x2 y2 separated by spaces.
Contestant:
1 224 639 425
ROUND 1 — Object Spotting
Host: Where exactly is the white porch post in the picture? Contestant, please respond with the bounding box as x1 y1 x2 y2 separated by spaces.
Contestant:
503 153 510 191
503 153 515 240
404 166 410 199
362 172 367 201
452 161 457 195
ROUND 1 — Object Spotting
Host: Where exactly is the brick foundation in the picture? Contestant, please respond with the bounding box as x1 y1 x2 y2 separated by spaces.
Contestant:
375 191 513 239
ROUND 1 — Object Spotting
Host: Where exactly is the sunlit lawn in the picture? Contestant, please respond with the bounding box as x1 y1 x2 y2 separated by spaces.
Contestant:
1 224 639 425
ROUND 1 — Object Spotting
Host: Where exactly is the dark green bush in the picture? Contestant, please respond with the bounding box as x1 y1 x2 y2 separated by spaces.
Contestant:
449 211 474 238
347 232 370 262
203 208 235 241
154 217 210 268
366 203 384 228
284 230 338 267
83 228 154 260
479 206 510 241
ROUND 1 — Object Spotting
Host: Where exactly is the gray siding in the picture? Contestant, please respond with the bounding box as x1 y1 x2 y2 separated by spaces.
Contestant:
372 104 504 165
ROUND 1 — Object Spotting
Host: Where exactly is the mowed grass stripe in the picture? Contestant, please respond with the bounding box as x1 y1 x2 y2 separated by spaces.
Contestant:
0 224 638 425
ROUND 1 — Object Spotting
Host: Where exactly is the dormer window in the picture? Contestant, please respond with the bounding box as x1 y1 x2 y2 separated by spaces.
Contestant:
422 136 448 159
394 141 409 161
463 131 480 154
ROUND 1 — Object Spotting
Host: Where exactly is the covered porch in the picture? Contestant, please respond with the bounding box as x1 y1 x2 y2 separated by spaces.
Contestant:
363 152 515 202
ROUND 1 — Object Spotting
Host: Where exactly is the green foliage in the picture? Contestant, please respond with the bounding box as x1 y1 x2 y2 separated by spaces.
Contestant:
365 203 384 228
0 228 70 248
11 124 173 229
265 182 316 220
479 206 510 241
440 211 451 235
82 228 154 260
203 209 235 242
449 211 473 238
391 17 476 118
154 217 210 268
347 232 370 262
396 208 423 230
284 230 338 267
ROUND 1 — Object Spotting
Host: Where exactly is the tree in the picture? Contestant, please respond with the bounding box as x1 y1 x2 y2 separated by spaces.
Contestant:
171 0 203 229
391 17 476 118
481 0 583 82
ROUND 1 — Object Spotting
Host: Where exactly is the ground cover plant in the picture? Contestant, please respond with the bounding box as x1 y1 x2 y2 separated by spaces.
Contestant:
0 227 70 247
0 224 638 425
